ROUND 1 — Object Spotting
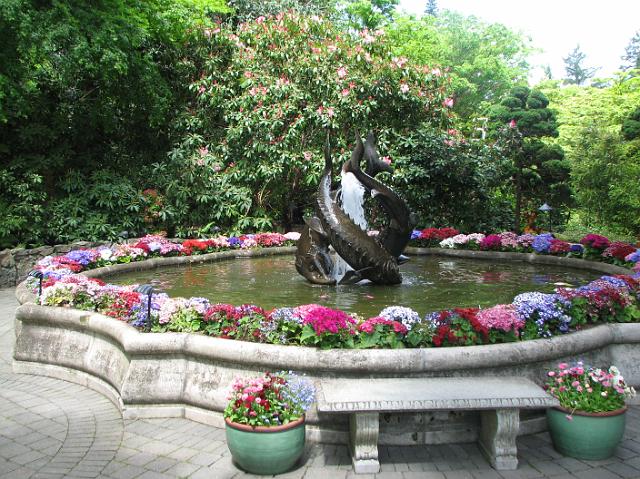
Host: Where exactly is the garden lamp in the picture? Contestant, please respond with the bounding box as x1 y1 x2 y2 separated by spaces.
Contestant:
28 270 44 297
135 284 155 332
538 203 553 232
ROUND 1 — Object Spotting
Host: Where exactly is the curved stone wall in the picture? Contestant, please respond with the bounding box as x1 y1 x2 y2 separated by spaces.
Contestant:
13 247 640 445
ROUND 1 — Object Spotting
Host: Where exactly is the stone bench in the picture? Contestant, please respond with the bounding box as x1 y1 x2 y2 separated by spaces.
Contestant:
317 377 558 473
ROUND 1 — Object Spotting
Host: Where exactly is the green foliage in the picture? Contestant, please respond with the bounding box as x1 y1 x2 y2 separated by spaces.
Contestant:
540 75 640 236
386 12 531 119
622 106 640 140
0 0 226 247
173 12 452 232
490 86 570 232
390 125 512 231
227 0 334 23
570 127 640 235
340 0 399 29
46 170 146 244
0 167 45 248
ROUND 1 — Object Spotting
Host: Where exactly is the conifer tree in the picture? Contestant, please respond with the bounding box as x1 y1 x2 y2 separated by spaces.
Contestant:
563 45 598 85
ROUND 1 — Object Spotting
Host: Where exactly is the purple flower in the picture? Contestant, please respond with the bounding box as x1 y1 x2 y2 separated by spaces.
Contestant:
570 244 584 254
64 249 98 266
626 249 640 263
228 237 241 247
513 291 570 337
411 230 421 240
532 233 554 254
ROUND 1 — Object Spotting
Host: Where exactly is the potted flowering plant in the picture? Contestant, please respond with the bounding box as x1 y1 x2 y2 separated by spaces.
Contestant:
224 371 315 475
544 361 636 460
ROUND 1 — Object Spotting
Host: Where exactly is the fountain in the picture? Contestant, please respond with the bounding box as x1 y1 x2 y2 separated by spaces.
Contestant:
295 131 415 285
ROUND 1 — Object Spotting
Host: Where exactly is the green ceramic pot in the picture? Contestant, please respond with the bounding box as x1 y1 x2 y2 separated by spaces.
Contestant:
225 416 305 475
547 406 626 460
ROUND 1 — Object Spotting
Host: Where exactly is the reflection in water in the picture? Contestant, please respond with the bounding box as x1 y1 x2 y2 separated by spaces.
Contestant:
113 256 602 317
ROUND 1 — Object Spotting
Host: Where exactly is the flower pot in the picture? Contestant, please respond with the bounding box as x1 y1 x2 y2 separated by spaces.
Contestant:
225 416 306 475
546 406 627 460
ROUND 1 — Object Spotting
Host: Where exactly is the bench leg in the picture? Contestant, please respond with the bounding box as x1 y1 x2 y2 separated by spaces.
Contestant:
478 409 519 470
349 412 380 474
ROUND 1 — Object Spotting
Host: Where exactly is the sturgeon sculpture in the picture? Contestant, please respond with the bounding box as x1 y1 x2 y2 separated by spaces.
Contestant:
295 131 414 285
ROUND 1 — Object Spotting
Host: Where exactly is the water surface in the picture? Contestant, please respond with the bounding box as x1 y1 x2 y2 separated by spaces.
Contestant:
112 255 602 317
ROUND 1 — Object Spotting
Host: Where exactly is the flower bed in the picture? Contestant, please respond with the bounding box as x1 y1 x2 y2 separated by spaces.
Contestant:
23 229 640 350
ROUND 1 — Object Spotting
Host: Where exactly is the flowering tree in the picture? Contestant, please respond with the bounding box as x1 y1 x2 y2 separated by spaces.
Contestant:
167 12 453 232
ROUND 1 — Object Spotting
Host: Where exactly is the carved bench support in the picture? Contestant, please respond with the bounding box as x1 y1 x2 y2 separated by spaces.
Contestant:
349 412 380 473
479 408 519 470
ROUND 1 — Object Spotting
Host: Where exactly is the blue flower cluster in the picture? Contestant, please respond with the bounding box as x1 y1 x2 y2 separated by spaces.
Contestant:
279 371 316 413
570 244 584 254
379 306 420 331
532 233 554 254
512 291 571 337
270 307 303 325
65 250 96 266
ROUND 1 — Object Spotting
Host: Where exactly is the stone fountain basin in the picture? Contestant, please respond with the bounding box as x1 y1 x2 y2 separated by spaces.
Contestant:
13 248 640 445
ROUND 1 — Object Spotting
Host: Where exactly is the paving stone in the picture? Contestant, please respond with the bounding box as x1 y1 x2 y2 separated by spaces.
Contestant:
604 461 640 478
571 467 626 479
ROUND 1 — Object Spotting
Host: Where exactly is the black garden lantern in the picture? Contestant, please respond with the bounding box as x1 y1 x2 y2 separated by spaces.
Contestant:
135 284 155 332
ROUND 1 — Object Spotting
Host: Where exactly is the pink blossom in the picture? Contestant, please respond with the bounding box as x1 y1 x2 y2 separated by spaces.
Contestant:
243 71 253 79
508 119 517 128
431 68 442 77
476 304 523 332
303 151 313 161
558 362 568 370
548 371 556 377
326 107 335 117
337 66 348 79
381 156 391 165
359 29 375 44
391 57 407 69
400 83 409 93
255 16 265 24
442 98 454 108
198 146 208 157
198 85 206 95
341 88 350 97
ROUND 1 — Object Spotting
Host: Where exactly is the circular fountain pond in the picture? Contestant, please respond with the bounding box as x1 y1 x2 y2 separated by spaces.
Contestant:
111 254 602 316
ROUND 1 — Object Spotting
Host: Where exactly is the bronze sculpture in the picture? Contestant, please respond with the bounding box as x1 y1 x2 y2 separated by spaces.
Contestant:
295 131 415 285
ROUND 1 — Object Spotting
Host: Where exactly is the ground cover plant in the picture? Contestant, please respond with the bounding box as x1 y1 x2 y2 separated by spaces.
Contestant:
28 231 640 350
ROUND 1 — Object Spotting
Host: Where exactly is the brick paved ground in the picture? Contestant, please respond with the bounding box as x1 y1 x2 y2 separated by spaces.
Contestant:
2 287 640 478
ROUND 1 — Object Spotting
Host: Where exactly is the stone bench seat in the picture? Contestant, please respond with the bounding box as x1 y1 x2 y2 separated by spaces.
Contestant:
317 377 558 473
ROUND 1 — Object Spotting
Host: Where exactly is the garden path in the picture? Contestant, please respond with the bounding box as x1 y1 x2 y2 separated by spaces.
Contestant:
1 287 640 478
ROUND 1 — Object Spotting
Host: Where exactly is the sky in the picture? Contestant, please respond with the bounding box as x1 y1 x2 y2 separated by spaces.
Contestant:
397 0 640 83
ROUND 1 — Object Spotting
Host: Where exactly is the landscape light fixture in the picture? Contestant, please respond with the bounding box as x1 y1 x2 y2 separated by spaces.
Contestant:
135 284 155 332
538 203 553 232
28 270 44 297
